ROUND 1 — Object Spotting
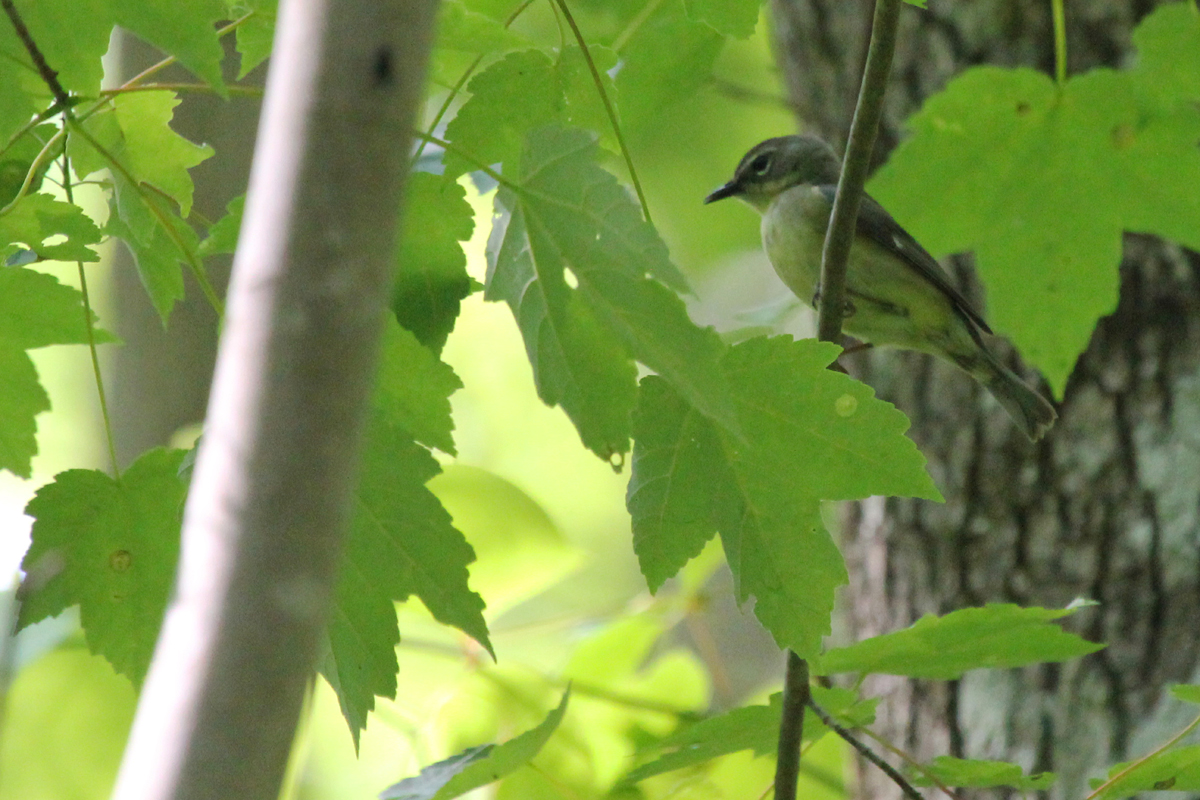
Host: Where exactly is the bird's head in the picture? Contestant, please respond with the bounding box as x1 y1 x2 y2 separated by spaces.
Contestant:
705 135 842 212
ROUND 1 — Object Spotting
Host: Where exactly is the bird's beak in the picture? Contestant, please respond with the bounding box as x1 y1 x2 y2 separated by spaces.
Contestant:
704 181 740 204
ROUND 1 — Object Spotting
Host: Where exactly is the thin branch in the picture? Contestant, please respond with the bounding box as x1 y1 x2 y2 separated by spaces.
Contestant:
814 0 902 345
860 727 964 800
781 5 904 800
1 0 70 109
549 0 652 223
808 698 923 800
773 652 811 799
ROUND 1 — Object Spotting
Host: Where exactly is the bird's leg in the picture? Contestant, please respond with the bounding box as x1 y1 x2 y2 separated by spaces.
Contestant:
811 287 856 319
841 341 875 356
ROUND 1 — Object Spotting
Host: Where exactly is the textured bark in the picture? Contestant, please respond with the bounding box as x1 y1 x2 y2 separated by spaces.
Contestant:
768 1 1199 797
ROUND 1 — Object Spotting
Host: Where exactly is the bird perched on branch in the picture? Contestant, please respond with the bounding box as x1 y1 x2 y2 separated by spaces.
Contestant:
706 134 1056 441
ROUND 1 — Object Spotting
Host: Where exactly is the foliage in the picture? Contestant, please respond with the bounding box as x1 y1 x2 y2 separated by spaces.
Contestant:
869 1 1200 393
3 0 1199 798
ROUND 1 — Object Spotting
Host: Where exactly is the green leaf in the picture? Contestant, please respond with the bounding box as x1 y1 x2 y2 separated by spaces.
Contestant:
683 0 760 38
1172 684 1200 705
0 123 61 208
436 0 527 54
629 336 938 655
326 409 489 743
111 0 227 93
0 267 112 350
17 449 188 687
912 756 1056 791
394 172 476 355
0 348 48 480
227 0 277 77
1091 745 1200 800
814 603 1105 679
623 686 873 784
443 46 619 177
444 50 564 176
614 2 722 134
0 267 114 477
0 193 103 264
0 3 103 144
106 194 196 324
378 746 495 800
70 91 211 323
373 317 462 455
487 126 736 461
380 690 570 800
86 92 215 219
197 194 245 258
5 0 110 99
869 6 1200 395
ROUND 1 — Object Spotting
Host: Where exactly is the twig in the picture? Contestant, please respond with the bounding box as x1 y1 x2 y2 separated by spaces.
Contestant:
815 0 902 345
1 0 71 110
776 4 905 800
808 698 923 800
860 727 964 800
774 652 812 799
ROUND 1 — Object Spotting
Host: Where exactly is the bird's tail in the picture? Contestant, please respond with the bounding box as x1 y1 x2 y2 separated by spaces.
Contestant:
975 353 1057 442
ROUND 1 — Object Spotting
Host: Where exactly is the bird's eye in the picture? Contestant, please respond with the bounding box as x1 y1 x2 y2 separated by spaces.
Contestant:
749 154 771 175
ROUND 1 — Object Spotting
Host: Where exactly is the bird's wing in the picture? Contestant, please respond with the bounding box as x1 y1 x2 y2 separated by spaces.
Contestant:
817 186 992 336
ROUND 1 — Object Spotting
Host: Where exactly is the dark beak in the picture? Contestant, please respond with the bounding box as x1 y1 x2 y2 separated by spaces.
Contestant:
704 181 740 204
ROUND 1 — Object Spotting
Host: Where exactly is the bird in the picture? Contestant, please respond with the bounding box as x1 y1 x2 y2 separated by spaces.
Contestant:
706 134 1056 441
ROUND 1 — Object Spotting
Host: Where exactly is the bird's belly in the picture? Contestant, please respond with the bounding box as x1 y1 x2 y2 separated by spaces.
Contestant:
761 192 965 354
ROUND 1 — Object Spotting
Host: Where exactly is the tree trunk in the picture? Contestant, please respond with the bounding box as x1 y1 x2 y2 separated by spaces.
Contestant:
767 1 1200 797
110 1 439 798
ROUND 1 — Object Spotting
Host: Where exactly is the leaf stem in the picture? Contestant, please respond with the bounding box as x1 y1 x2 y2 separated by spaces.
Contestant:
0 127 65 217
549 0 653 223
61 152 122 480
774 652 811 800
1051 0 1067 84
1083 710 1200 800
808 698 923 800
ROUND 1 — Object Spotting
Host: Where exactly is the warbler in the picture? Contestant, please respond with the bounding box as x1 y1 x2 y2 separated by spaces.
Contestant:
706 135 1056 441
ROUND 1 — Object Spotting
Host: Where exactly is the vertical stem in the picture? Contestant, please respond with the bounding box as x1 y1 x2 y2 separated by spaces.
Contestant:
62 151 122 479
774 652 811 800
778 1 903 798
1051 0 1067 84
815 0 902 346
